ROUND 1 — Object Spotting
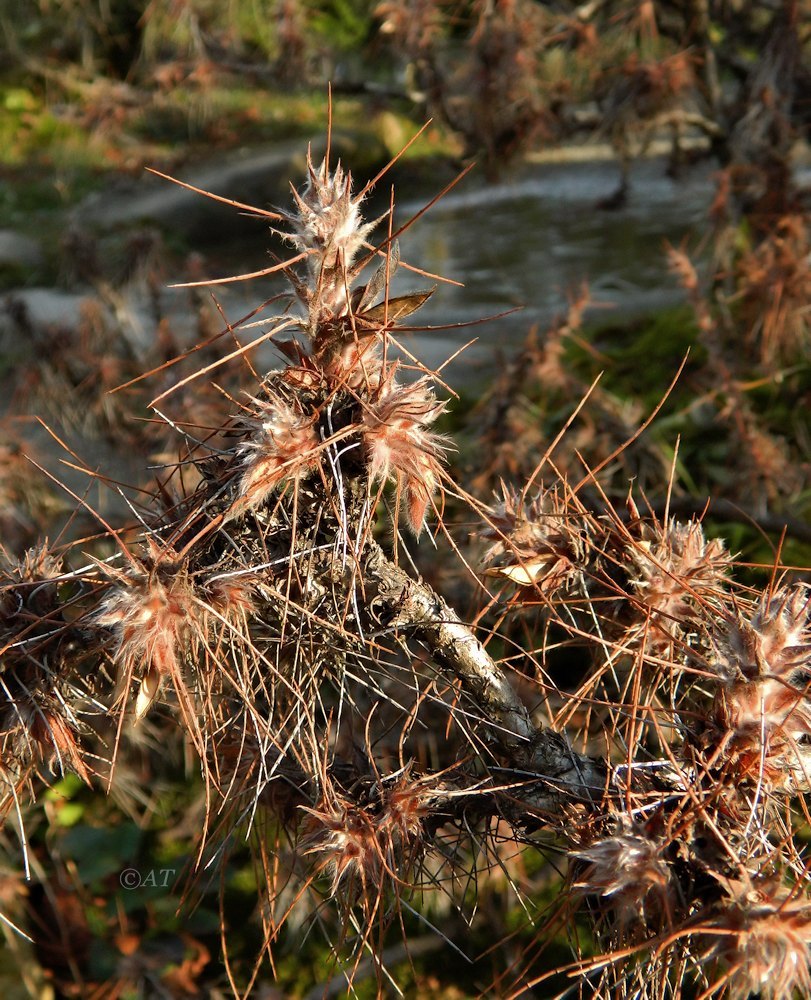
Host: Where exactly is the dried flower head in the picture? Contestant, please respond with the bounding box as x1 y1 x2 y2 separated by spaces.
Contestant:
703 884 811 1000
302 796 381 899
1 543 63 596
362 375 449 534
480 483 587 594
234 388 321 514
710 585 811 732
628 518 730 640
300 773 432 905
283 152 379 325
706 585 811 786
95 542 198 718
572 817 672 930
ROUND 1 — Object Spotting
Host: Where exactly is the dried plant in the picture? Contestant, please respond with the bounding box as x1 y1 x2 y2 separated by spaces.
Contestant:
2 133 811 999
596 48 698 201
737 214 811 368
376 0 554 175
668 241 809 515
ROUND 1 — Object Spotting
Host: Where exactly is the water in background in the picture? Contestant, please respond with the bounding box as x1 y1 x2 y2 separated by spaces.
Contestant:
4 153 716 389
382 155 715 376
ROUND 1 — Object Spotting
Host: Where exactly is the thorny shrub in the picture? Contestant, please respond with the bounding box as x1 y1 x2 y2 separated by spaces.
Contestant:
2 134 811 999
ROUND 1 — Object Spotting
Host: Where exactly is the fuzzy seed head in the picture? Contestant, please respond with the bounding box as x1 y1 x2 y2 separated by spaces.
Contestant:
284 154 378 325
379 771 432 844
302 799 379 898
629 519 730 622
710 586 811 748
301 776 430 902
235 391 320 513
96 546 197 716
289 157 369 270
362 377 449 534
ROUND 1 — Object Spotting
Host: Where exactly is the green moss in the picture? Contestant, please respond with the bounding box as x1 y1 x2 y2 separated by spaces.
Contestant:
0 90 108 172
571 305 705 409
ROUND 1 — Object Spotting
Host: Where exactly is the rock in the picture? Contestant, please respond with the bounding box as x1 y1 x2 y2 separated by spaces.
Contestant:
0 230 44 270
0 288 89 357
2 287 86 330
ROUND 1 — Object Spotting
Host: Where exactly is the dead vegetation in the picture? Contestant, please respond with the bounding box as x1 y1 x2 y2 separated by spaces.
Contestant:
1 122 811 998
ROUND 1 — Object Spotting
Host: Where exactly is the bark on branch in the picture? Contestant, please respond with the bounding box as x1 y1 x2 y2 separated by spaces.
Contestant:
362 542 609 812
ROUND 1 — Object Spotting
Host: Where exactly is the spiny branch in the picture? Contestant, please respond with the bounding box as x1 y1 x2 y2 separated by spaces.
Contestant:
362 540 608 810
